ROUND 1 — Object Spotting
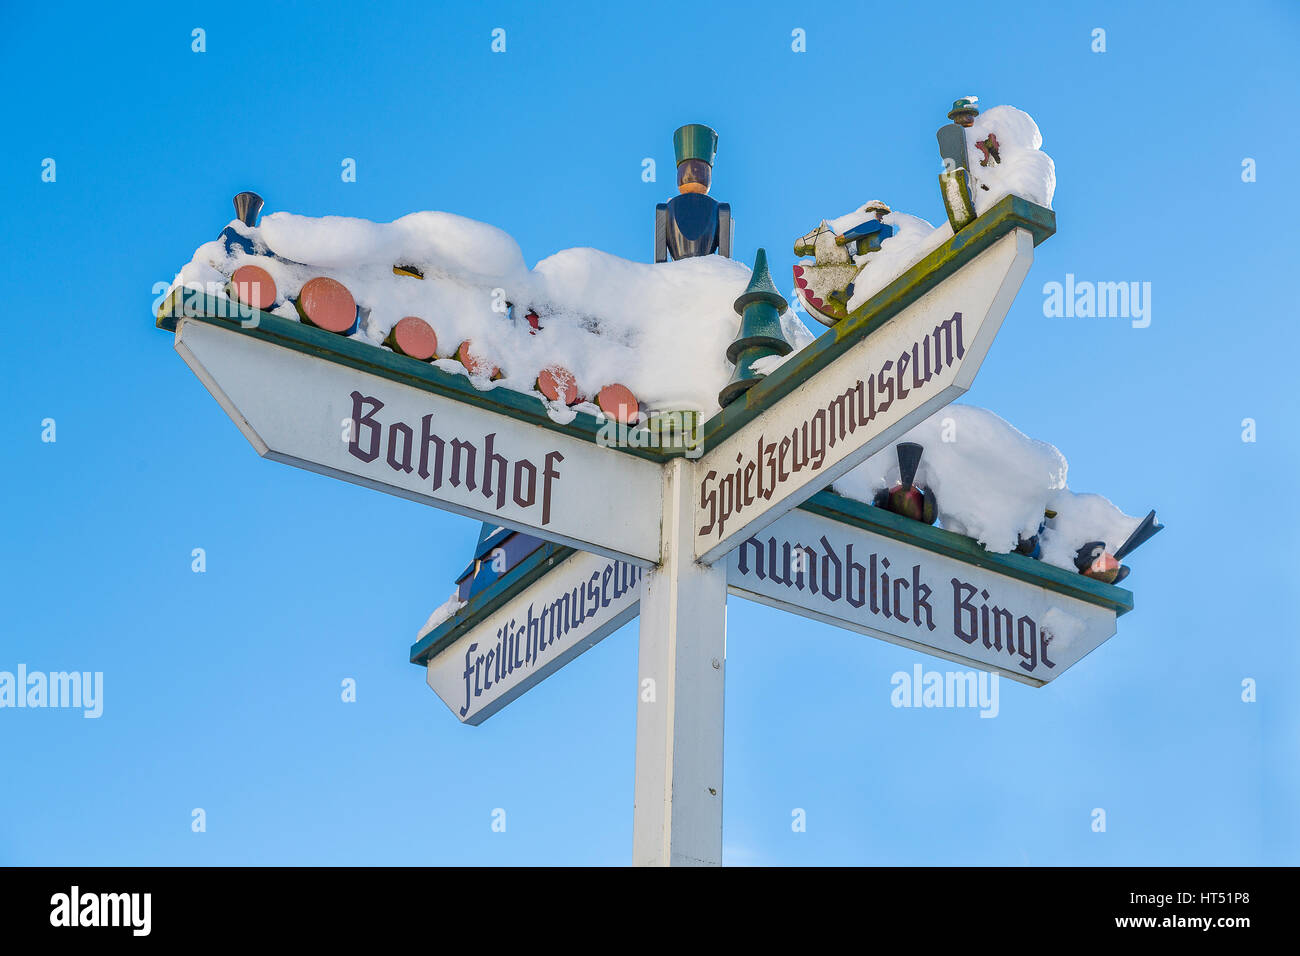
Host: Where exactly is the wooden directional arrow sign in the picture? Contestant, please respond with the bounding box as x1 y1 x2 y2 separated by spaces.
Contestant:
170 313 664 564
726 494 1131 688
419 547 644 724
413 489 1131 722
693 199 1052 564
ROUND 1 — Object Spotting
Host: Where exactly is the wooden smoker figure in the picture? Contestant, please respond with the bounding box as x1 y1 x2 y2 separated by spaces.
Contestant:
655 124 733 262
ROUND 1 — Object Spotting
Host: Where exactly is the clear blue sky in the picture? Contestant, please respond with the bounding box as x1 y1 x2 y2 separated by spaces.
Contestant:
1 0 1296 865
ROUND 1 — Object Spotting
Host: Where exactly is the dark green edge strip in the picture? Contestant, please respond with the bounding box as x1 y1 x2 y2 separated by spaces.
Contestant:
698 195 1056 451
409 485 1130 667
156 289 677 463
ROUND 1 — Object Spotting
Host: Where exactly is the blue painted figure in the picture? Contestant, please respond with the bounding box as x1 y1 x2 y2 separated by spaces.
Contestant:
455 522 547 603
655 124 733 262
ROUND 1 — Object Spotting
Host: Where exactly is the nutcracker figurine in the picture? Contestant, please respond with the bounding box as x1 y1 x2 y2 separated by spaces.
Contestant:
654 124 734 262
937 96 980 233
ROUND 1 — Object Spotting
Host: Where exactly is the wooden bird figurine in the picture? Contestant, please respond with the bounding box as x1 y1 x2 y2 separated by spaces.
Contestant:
873 442 938 524
1074 509 1163 585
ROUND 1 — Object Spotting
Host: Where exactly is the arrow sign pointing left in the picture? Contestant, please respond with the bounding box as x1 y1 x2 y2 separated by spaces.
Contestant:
173 318 665 564
422 549 644 724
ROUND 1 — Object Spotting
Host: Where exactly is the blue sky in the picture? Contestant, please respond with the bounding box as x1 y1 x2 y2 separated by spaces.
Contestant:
1 0 1297 865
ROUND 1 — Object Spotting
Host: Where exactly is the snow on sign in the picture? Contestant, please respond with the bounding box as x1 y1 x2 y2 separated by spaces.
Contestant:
694 224 1036 564
173 318 664 563
422 549 643 724
726 499 1128 687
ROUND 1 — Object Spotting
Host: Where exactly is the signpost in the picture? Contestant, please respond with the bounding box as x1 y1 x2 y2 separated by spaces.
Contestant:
161 189 1119 867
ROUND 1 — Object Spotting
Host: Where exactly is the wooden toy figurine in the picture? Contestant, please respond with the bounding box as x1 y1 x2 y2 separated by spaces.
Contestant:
385 316 438 361
455 523 545 603
219 191 264 255
1074 509 1163 585
937 97 980 233
295 276 359 335
655 124 733 262
455 340 501 379
873 442 938 524
718 249 793 407
792 201 894 326
537 366 582 406
1014 509 1058 560
597 383 640 424
227 264 277 312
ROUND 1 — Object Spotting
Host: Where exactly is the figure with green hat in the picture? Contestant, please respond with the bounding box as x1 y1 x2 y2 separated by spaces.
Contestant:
654 124 734 262
938 95 979 175
936 95 980 234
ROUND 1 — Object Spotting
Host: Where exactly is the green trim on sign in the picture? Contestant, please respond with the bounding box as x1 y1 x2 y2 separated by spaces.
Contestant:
157 288 677 463
699 195 1056 451
799 490 1133 617
409 540 578 666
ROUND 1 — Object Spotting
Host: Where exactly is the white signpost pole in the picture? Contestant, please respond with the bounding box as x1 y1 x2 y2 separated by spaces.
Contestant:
632 458 728 866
